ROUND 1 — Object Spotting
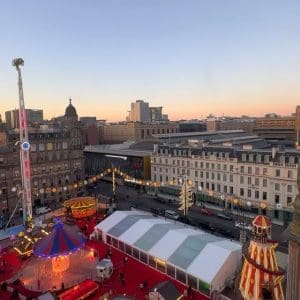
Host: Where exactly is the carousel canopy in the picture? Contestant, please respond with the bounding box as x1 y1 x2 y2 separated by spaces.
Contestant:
252 215 271 228
64 197 95 209
33 220 85 258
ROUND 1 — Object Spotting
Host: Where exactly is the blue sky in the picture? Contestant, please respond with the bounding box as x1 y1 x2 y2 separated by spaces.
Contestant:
0 0 300 121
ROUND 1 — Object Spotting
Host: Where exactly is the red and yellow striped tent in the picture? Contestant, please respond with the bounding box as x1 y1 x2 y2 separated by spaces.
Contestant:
64 197 96 219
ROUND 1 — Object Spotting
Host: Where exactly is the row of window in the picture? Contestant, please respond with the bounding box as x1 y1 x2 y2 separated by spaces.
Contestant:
106 234 210 296
153 171 294 192
153 159 294 178
157 148 297 165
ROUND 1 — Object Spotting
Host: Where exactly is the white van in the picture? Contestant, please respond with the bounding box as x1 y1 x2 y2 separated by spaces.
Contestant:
165 210 180 220
35 206 51 215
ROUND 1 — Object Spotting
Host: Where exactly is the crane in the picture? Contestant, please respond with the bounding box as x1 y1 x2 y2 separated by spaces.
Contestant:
12 58 32 225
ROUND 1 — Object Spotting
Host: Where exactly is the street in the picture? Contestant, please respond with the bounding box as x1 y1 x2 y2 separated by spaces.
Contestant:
92 180 289 253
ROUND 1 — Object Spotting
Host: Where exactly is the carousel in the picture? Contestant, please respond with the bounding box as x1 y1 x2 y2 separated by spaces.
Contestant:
20 218 98 292
239 215 285 300
64 197 96 219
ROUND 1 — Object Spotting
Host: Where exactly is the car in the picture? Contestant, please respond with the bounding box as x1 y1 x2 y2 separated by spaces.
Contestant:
217 213 234 221
216 228 236 239
199 207 215 216
198 221 215 232
164 210 180 220
235 221 252 231
35 206 51 215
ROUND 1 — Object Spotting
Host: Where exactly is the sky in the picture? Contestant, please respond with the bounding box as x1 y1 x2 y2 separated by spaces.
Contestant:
0 0 300 122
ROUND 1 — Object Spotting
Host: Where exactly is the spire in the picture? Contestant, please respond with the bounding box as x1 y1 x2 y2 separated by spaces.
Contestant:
69 98 72 105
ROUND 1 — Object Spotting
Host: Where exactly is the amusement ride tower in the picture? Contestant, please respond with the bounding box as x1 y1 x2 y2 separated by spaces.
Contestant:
12 58 32 224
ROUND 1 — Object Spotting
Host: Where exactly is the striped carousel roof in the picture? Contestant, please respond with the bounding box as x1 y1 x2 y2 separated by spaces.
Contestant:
33 219 85 258
252 215 271 228
64 197 96 209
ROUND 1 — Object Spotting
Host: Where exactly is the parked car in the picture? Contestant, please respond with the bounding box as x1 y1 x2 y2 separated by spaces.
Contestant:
216 228 236 239
165 210 180 220
198 221 215 232
217 213 233 221
199 207 215 216
235 221 252 231
35 206 51 215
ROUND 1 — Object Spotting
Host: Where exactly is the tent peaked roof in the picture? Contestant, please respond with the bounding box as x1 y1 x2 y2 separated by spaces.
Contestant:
33 220 85 257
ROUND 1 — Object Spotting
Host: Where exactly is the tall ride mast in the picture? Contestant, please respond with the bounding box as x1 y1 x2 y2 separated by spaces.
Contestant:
12 58 32 224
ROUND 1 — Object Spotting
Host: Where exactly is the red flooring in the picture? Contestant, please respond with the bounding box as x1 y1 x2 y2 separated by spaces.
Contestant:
86 240 210 300
0 216 210 300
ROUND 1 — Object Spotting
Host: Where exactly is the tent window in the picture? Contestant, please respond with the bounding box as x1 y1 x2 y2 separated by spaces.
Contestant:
125 244 132 256
149 256 156 268
166 264 175 278
119 241 125 252
106 235 112 245
176 269 186 284
198 279 210 296
133 247 139 260
156 260 166 273
188 274 197 289
112 238 118 248
140 251 148 264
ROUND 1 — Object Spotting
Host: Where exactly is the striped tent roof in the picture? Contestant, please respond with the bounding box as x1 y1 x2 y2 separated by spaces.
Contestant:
252 215 271 228
64 197 95 209
33 220 85 258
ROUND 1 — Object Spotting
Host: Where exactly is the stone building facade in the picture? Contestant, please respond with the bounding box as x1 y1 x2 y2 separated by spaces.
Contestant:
0 100 85 219
151 144 299 223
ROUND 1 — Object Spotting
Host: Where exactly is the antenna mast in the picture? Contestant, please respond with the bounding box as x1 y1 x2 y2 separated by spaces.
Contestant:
12 58 32 224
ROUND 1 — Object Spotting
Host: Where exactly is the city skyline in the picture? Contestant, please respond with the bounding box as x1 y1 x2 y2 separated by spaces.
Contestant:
0 1 300 121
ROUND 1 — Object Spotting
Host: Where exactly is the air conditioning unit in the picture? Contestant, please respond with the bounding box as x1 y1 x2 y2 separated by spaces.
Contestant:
275 203 282 209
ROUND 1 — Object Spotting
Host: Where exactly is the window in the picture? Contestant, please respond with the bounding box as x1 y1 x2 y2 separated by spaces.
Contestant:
255 178 259 186
288 170 293 179
230 174 233 182
195 171 198 177
206 163 209 169
248 166 252 174
275 194 280 204
166 264 175 278
187 161 190 167
211 172 215 180
217 184 221 192
211 163 215 170
263 168 268 175
240 188 244 196
247 177 251 185
255 190 259 199
206 172 209 179
230 165 234 172
223 164 227 171
200 171 203 178
255 167 260 175
240 176 244 184
275 183 280 191
206 182 209 189
263 179 267 187
287 196 292 204
240 166 244 173
263 192 267 200
200 162 203 168
195 161 198 168
287 185 292 193
275 169 280 177
176 269 186 284
217 173 221 180
247 189 251 197
217 164 221 170
230 186 234 194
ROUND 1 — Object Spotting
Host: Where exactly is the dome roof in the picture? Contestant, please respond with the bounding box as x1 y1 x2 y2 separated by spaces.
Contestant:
252 215 271 228
65 98 78 118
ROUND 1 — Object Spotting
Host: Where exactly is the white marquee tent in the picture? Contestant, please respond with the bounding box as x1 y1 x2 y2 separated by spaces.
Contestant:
94 210 242 296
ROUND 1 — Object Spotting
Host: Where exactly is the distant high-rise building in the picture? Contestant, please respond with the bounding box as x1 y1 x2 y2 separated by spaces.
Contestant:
5 108 43 129
126 100 168 122
127 100 150 122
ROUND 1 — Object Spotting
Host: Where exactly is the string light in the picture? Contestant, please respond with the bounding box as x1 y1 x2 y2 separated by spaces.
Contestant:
1 167 278 213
